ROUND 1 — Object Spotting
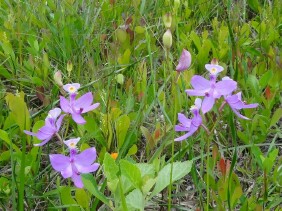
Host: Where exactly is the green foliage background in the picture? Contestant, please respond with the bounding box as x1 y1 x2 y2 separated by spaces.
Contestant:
0 0 281 210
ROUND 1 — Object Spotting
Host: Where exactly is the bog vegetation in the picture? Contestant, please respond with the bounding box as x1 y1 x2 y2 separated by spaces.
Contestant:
0 0 281 210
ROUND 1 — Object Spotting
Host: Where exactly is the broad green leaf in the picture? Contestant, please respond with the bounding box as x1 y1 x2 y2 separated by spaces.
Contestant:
103 153 119 181
127 144 137 156
5 92 30 132
259 70 273 89
120 160 142 189
0 151 10 161
118 49 131 65
116 28 127 43
59 186 80 211
75 189 90 209
81 174 111 207
150 160 193 197
269 108 282 128
136 163 155 178
140 126 154 149
247 75 259 97
115 115 130 148
142 178 156 195
190 31 201 51
251 146 263 169
126 189 145 211
0 129 21 153
237 131 249 144
120 175 134 194
263 148 278 173
135 26 145 34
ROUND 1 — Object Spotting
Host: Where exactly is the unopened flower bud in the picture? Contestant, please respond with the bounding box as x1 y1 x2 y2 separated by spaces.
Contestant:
163 13 172 28
163 29 172 49
67 60 73 76
54 71 63 87
176 49 192 72
174 0 180 9
211 58 218 65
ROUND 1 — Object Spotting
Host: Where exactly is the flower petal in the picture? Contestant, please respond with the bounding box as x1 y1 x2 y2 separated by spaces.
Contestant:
49 154 70 172
63 83 80 94
71 113 86 124
56 114 65 131
205 64 224 75
201 96 215 114
33 136 53 146
240 103 258 109
48 108 61 119
185 89 206 96
177 113 191 127
75 163 99 174
36 126 56 140
81 103 100 113
64 138 80 149
24 130 37 137
231 107 250 120
215 80 237 96
194 98 202 109
61 164 73 178
174 124 199 141
60 96 71 113
74 147 97 166
175 125 189 131
191 75 211 90
74 92 93 108
176 49 192 72
71 173 84 188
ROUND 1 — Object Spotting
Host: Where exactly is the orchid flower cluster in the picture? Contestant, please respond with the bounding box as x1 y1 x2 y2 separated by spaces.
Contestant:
24 83 100 188
175 50 258 141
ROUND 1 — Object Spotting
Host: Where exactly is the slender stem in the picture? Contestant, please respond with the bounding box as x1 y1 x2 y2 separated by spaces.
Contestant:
206 136 210 210
18 136 27 210
55 133 64 145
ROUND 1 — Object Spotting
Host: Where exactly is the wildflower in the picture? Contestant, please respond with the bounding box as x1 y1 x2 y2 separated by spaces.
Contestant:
63 83 80 94
176 49 192 72
24 108 65 146
185 75 237 114
224 92 258 120
50 147 99 188
110 152 118 160
175 98 203 141
60 92 100 124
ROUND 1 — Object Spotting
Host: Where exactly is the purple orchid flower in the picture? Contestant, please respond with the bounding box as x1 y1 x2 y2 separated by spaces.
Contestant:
24 108 65 146
63 83 80 94
175 98 203 141
60 92 100 125
49 147 99 188
224 92 258 120
185 74 237 114
176 49 192 72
